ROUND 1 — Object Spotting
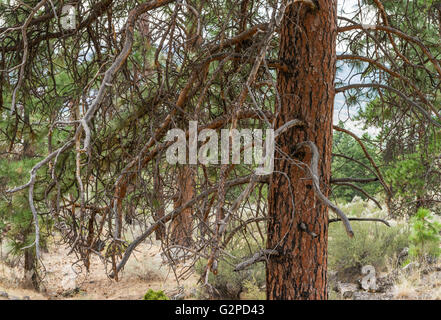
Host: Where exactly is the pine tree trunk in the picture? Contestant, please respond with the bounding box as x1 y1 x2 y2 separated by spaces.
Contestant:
24 245 38 290
170 166 194 246
168 3 199 247
266 0 337 300
22 107 39 290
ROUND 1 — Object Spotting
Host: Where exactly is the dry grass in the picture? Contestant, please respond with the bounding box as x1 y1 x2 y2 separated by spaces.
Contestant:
0 238 199 300
393 277 419 299
391 260 441 300
124 253 168 282
432 286 441 300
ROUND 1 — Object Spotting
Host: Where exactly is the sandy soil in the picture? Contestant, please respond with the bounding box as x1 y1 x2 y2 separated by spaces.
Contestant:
0 239 199 300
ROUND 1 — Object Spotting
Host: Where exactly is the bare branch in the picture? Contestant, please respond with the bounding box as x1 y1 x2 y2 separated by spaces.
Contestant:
233 249 279 272
295 141 354 237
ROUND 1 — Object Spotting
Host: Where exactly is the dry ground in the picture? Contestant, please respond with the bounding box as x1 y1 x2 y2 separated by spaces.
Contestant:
0 239 199 300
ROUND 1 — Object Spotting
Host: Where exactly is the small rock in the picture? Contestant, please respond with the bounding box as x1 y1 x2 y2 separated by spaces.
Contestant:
352 292 370 300
396 247 409 267
398 247 409 259
0 291 8 298
23 296 30 300
422 268 431 275
172 293 185 300
61 287 80 297
337 282 358 299
426 256 438 265
375 276 394 293
352 291 394 300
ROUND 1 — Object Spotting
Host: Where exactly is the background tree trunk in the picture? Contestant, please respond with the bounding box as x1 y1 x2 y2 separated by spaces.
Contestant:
22 107 39 290
153 157 166 240
23 241 38 290
170 166 195 246
168 1 199 247
267 0 337 300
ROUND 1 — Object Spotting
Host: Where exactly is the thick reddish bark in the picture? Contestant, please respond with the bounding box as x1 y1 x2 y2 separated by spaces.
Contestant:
170 166 195 246
266 0 337 300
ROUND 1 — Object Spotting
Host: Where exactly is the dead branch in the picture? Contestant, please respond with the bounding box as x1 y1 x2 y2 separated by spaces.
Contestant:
233 249 279 272
295 141 354 237
329 217 390 227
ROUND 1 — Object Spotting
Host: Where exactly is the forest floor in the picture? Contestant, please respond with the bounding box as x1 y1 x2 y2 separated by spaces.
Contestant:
328 262 441 300
2 242 441 300
0 239 199 300
2 221 441 299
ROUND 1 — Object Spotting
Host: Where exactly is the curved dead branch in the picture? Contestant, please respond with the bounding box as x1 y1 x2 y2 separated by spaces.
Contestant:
295 141 354 237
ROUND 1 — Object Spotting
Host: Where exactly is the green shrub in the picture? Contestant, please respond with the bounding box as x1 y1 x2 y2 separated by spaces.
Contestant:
143 289 169 300
241 279 266 300
408 208 441 260
195 240 265 299
328 219 409 273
